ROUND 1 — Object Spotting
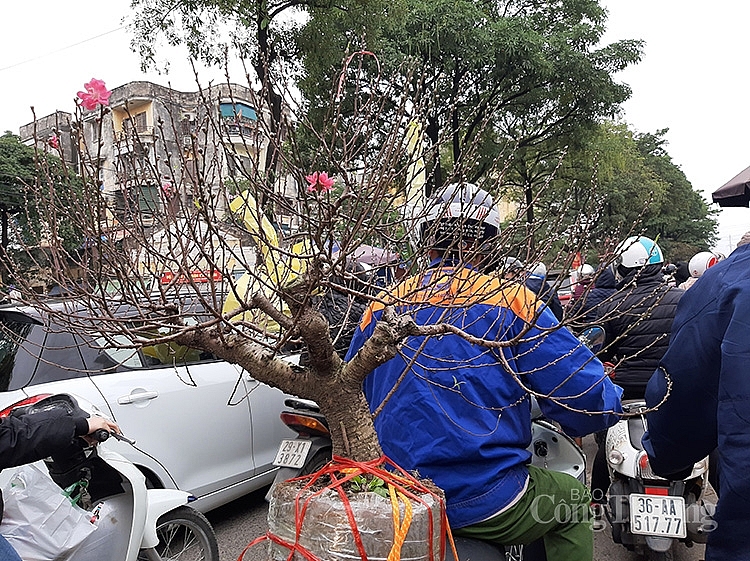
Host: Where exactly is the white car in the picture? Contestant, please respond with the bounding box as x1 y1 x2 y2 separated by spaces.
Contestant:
0 300 296 513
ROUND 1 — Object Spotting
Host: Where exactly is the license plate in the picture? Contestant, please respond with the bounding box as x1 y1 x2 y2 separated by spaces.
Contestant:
272 439 312 468
629 493 686 538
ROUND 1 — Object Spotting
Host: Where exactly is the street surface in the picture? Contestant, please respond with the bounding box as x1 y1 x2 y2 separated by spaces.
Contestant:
208 435 710 561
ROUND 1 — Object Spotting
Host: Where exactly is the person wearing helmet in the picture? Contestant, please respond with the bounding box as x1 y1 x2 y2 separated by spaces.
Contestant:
594 235 684 399
589 235 684 508
568 265 617 324
498 258 564 320
679 251 720 290
498 256 525 279
526 261 565 320
347 183 622 560
571 263 596 302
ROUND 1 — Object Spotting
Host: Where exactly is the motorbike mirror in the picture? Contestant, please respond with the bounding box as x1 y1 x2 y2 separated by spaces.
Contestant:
578 326 606 354
529 395 543 420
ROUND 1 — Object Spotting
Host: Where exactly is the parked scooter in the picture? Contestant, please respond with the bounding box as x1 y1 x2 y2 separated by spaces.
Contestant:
580 326 716 560
1 393 220 561
268 396 586 561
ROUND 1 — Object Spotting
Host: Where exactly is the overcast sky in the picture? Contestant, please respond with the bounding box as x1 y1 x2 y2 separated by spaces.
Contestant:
1 1 748 255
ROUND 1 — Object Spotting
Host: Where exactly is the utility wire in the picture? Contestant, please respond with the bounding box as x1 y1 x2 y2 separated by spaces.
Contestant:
0 27 126 73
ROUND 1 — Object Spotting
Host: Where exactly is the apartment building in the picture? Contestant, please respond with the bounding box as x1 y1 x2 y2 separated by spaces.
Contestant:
19 80 301 231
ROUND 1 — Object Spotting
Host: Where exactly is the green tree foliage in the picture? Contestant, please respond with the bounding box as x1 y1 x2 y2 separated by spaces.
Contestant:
131 0 709 265
538 123 717 264
298 0 643 191
0 132 44 248
634 130 718 260
0 133 84 277
129 0 642 190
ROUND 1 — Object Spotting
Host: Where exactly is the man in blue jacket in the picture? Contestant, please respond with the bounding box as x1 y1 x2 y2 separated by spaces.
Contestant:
346 183 623 561
643 241 750 561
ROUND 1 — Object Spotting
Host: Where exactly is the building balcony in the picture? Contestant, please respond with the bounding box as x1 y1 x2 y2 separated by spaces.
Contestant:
115 126 155 143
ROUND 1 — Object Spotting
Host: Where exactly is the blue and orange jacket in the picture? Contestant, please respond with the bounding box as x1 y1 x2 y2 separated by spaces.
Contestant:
346 260 623 528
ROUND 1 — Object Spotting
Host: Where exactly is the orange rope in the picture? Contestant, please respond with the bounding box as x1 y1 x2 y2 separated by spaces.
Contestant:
445 524 460 561
387 485 414 561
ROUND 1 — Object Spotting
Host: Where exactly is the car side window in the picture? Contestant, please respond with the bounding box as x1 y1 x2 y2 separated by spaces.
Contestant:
141 341 216 367
90 331 216 369
140 317 218 367
92 335 144 369
32 325 87 385
0 316 41 391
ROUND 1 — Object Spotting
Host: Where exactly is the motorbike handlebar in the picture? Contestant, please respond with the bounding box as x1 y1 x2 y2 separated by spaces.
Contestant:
93 429 111 442
91 428 136 445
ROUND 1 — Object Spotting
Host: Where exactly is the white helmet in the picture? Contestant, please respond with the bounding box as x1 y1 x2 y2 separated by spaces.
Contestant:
419 183 501 250
529 261 547 278
501 256 525 272
615 236 664 269
577 263 595 278
688 251 719 278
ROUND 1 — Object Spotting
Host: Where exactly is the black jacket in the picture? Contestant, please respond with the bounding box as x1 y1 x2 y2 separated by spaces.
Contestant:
525 275 564 321
570 267 617 324
0 407 88 521
595 265 684 398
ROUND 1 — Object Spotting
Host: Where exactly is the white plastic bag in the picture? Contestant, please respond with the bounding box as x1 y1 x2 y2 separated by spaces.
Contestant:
0 464 96 561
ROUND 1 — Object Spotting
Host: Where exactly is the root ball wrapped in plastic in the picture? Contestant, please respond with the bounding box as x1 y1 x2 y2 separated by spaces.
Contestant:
266 456 447 561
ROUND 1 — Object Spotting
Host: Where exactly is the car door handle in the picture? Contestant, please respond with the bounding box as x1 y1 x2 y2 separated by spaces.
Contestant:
117 391 159 405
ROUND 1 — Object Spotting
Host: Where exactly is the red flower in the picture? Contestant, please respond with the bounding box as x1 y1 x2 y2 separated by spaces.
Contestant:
47 134 59 149
77 78 112 111
305 171 335 194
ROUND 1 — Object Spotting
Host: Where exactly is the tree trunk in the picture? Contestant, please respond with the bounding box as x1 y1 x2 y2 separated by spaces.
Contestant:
311 380 382 462
255 0 283 208
525 181 536 253
426 116 441 194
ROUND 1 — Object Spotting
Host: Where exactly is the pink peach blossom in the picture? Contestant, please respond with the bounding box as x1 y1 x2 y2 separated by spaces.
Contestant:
305 171 335 193
77 78 112 111
161 181 175 199
47 134 59 149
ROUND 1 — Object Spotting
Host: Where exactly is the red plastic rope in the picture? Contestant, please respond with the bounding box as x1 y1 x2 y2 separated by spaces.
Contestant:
237 531 321 561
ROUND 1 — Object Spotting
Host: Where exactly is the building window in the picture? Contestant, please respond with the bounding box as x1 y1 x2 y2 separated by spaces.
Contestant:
123 111 149 135
226 154 254 178
220 102 257 137
113 184 160 225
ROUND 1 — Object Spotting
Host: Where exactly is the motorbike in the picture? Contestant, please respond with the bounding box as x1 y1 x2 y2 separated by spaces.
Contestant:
1 393 220 561
580 326 717 560
267 396 586 561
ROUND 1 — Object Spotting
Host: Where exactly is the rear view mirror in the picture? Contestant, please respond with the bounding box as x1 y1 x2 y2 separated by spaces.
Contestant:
578 325 606 354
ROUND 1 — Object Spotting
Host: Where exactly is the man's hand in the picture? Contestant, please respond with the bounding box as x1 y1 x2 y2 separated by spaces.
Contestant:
82 416 121 445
